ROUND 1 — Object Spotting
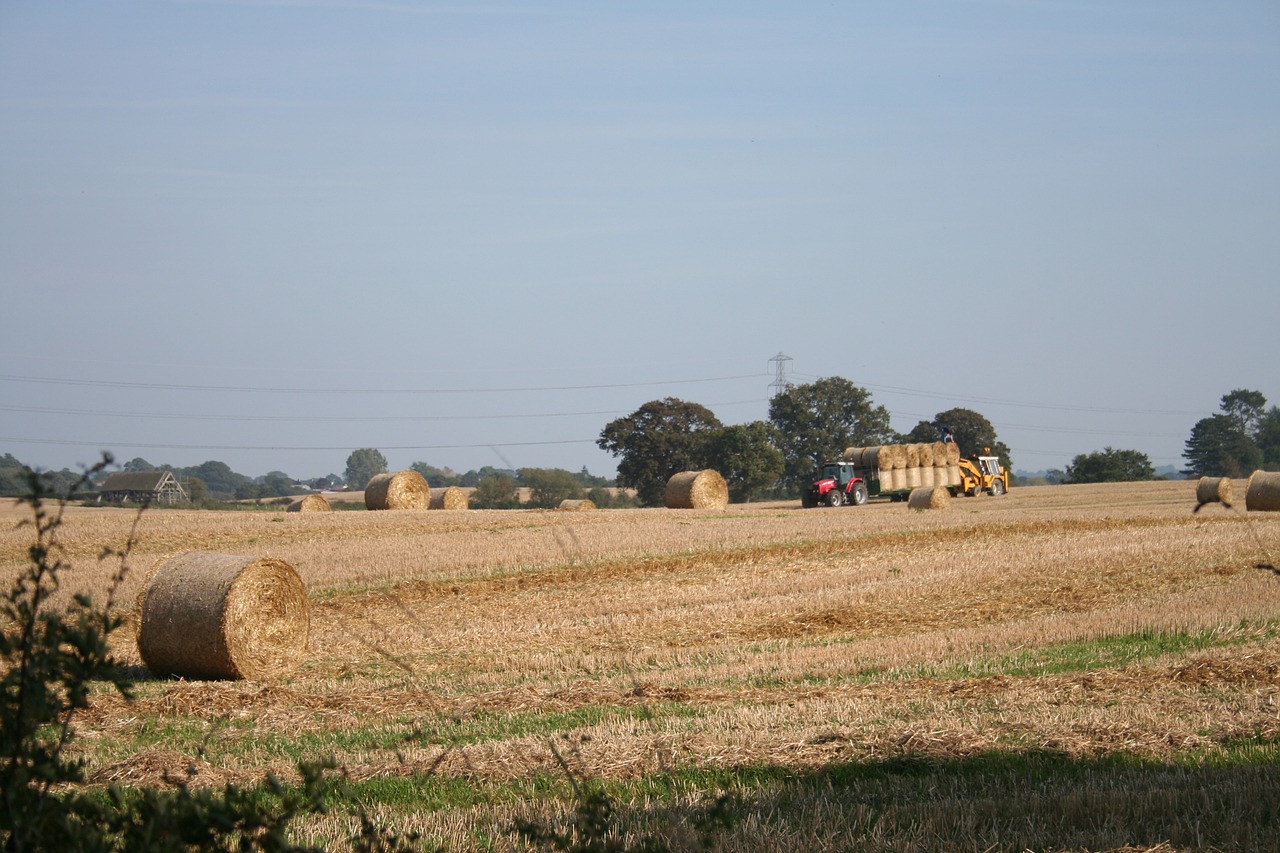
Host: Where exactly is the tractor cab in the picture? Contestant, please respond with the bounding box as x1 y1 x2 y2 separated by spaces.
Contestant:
956 451 1008 497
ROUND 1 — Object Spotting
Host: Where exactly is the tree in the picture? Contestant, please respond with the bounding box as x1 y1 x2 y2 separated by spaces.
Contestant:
519 468 584 508
180 460 252 499
411 462 462 488
598 398 723 507
1256 407 1280 468
471 473 520 508
1065 447 1156 483
122 457 155 472
767 377 894 492
344 448 388 491
1183 413 1263 477
1220 389 1267 437
929 408 1013 472
703 422 785 503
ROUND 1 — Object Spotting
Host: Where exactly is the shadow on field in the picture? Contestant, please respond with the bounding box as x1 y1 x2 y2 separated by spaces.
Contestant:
583 748 1280 852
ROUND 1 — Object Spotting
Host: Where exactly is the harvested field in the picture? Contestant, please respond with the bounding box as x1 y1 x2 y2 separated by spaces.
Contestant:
3 479 1279 851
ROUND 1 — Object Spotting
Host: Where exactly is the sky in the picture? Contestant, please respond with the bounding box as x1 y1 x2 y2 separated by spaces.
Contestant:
2 1 1278 481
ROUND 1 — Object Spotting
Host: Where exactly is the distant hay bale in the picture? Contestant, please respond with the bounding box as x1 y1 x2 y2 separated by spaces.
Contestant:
917 443 935 467
932 442 950 467
364 470 431 510
944 442 961 466
558 499 596 511
880 444 906 470
907 485 951 510
286 494 331 513
1245 470 1280 512
1195 477 1233 507
136 552 310 681
665 469 729 509
429 486 469 510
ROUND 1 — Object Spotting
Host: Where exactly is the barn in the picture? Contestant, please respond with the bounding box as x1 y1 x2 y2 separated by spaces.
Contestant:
97 471 189 505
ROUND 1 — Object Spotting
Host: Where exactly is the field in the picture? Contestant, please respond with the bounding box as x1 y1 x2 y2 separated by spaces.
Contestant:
3 481 1279 851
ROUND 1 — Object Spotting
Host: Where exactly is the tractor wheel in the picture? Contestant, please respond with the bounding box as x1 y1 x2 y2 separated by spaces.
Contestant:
850 483 869 506
825 490 844 507
991 479 1006 496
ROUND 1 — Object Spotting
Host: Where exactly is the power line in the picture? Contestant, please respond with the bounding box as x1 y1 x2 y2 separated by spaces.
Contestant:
0 372 768 395
0 436 599 453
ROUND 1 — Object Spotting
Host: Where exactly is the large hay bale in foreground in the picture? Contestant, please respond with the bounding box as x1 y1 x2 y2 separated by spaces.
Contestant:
907 485 951 510
665 469 729 509
558 499 596 511
136 552 310 681
1245 470 1280 512
429 486 469 510
1195 477 1233 506
286 494 331 513
364 470 431 510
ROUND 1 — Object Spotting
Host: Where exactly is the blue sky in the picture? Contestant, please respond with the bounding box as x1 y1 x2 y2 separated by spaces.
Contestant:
2 1 1277 480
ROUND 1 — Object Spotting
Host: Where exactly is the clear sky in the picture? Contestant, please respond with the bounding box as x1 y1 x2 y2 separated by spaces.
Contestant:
2 1 1277 481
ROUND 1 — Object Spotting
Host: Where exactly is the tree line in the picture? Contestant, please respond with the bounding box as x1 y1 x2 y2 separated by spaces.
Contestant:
2 383 1275 504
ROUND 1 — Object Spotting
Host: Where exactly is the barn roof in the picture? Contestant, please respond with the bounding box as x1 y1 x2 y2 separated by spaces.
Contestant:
99 471 172 491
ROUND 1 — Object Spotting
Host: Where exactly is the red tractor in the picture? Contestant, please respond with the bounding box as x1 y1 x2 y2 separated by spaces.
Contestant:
801 460 869 508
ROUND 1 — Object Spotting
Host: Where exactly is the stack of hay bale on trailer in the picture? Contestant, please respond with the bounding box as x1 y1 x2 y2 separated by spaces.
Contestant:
841 442 963 502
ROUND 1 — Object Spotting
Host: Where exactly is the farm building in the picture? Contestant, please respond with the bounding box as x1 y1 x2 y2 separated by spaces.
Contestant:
97 471 189 505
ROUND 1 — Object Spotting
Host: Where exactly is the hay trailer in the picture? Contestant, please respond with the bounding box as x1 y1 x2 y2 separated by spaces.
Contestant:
802 459 892 507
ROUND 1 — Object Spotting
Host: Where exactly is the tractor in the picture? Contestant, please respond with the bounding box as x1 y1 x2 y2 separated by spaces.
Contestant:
956 453 1008 496
801 460 869 508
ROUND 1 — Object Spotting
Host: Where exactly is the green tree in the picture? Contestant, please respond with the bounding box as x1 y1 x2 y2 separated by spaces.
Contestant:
767 377 894 492
703 422 785 503
122 457 155 473
1256 407 1280 468
1220 389 1268 436
344 448 388 491
598 398 723 507
410 462 462 488
471 474 520 508
1183 413 1263 477
930 408 1013 472
0 454 28 496
179 460 251 499
518 468 584 508
1065 447 1156 483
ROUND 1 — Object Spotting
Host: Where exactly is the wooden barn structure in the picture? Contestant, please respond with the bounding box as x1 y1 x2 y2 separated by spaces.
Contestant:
97 471 189 505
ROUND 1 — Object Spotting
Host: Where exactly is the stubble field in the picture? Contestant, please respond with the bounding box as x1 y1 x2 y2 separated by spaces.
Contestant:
3 480 1279 851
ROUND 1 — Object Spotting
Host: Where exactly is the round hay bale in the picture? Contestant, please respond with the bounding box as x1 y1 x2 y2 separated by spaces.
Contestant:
917 443 935 467
286 494 331 513
665 469 729 509
904 444 921 468
904 467 922 489
843 446 864 463
875 444 904 470
907 485 951 510
1245 470 1280 512
932 442 950 467
428 486 469 510
1195 477 1233 506
558 499 596 511
364 470 431 510
947 465 962 487
859 446 882 469
919 466 936 488
136 552 309 681
944 442 961 465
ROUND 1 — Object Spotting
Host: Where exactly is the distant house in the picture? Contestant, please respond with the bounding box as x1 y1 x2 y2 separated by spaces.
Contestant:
97 471 189 505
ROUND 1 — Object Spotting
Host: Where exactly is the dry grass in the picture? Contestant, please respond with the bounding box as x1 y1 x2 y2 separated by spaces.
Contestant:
4 479 1279 851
